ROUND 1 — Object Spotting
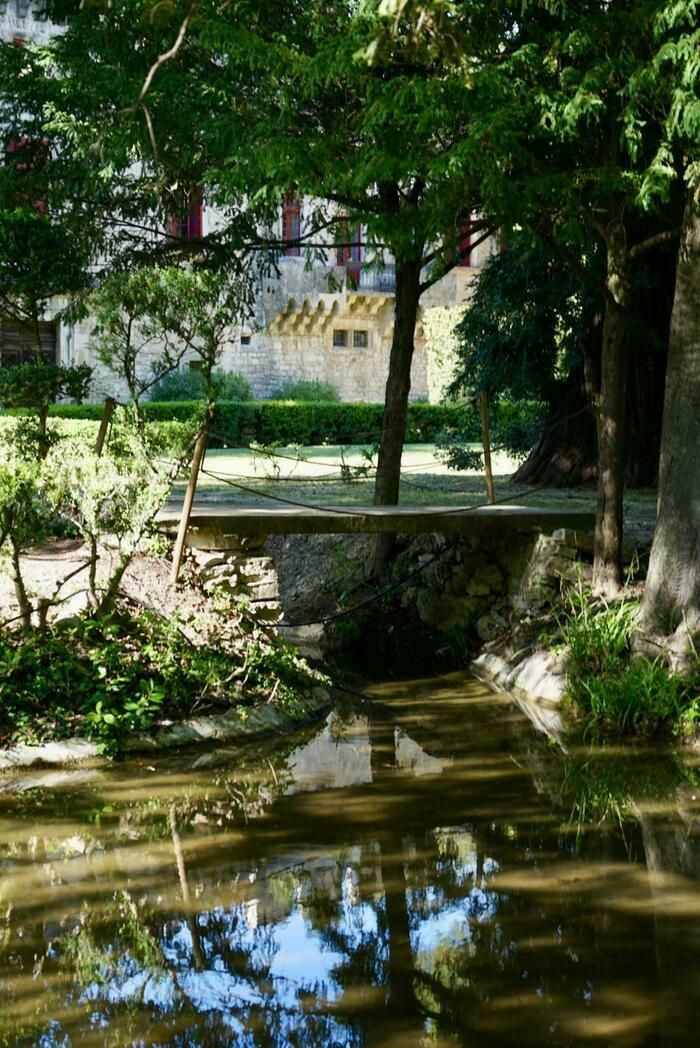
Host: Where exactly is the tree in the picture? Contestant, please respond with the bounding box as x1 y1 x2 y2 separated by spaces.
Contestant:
459 1 685 594
450 230 675 488
629 1 700 660
12 0 498 575
636 186 700 659
90 265 253 418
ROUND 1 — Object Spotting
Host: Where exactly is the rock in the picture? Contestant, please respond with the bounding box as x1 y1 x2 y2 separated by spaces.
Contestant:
466 563 504 596
0 738 101 772
476 610 508 643
192 551 228 570
552 528 594 553
416 590 481 631
279 623 325 660
545 555 581 583
512 651 567 703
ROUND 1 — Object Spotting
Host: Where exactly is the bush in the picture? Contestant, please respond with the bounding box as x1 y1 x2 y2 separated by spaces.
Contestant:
0 415 193 459
0 602 326 754
4 398 540 448
436 398 546 470
15 400 470 446
559 581 700 737
149 368 253 402
269 379 340 402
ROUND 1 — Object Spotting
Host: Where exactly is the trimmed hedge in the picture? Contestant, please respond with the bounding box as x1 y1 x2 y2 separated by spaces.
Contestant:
4 399 537 447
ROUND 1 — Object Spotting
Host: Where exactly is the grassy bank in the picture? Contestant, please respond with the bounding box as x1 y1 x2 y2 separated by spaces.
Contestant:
0 594 329 756
557 582 700 739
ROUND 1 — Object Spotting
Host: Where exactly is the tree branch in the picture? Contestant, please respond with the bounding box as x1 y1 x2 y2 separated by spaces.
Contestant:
137 1 198 107
629 228 680 259
419 227 494 293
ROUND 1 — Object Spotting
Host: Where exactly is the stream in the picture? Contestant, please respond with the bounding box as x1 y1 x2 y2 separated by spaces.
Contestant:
0 671 698 1046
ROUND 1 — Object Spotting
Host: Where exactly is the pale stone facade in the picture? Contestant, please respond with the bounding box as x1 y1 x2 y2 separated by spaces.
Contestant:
1 3 495 404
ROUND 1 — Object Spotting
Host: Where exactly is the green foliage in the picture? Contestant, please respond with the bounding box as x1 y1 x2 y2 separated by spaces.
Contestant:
0 604 324 754
0 415 193 460
268 380 341 403
435 399 545 470
0 455 51 553
46 436 170 547
0 361 93 459
11 399 470 446
149 367 252 402
0 361 92 411
559 581 700 736
89 267 254 406
560 748 700 840
451 235 598 404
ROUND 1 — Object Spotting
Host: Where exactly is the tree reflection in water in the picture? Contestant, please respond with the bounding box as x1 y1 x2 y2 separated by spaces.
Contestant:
0 673 698 1046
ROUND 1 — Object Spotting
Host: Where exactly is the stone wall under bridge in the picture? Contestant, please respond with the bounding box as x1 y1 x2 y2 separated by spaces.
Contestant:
182 526 594 667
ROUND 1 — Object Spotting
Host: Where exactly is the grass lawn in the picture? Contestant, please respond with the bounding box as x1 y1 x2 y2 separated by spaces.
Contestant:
173 443 657 537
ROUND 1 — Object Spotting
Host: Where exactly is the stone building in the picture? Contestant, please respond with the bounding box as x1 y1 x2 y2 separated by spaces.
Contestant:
1 3 495 404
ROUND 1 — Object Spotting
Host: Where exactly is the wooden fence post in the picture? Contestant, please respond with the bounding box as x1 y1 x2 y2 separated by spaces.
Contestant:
170 418 210 586
480 390 495 505
95 397 117 456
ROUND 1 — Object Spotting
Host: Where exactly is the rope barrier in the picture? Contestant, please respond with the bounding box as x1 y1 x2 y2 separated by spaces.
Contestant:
199 463 549 520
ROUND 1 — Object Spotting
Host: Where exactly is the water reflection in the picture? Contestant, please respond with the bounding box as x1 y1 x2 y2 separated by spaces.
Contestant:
0 673 698 1045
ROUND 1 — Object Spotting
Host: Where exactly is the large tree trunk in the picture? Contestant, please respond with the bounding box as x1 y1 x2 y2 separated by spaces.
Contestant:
369 258 422 578
593 228 630 597
513 332 600 487
515 239 674 490
636 187 700 663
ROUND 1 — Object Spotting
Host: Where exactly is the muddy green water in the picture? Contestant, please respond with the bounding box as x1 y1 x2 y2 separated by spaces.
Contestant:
0 673 699 1047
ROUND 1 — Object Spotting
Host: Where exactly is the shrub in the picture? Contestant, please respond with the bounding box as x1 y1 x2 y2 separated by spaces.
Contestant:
559 580 700 736
149 368 253 402
268 379 340 402
24 400 472 446
0 361 93 458
0 604 325 754
436 398 546 470
0 415 193 460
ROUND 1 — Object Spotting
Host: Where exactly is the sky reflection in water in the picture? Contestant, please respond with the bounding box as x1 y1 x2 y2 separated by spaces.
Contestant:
0 671 699 1046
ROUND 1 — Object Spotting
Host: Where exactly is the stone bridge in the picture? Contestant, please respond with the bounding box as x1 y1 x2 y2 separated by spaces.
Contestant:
157 502 596 625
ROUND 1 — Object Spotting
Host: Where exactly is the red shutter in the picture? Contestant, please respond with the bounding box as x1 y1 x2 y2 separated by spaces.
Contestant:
337 224 362 285
6 137 48 214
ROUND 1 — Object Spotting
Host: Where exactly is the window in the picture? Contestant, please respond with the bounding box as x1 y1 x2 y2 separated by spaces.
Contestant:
282 192 301 256
353 330 368 348
15 0 30 17
241 333 252 346
169 187 203 240
0 319 57 367
332 329 348 348
336 223 363 286
5 137 48 214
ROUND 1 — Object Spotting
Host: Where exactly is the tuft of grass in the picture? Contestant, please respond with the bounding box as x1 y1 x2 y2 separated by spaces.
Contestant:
558 579 700 737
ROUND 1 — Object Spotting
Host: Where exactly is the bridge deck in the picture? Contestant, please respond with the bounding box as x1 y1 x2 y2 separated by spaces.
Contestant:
157 502 595 540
